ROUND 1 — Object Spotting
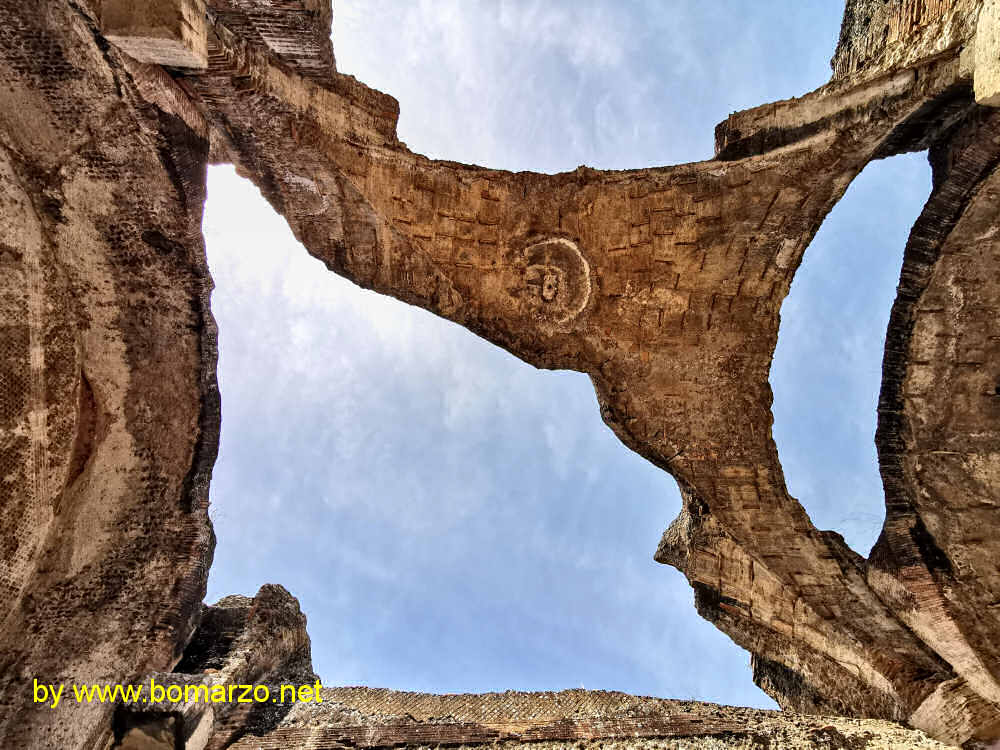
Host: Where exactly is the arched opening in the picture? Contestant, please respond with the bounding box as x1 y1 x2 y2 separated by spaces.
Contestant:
202 166 772 706
199 0 861 712
771 152 932 555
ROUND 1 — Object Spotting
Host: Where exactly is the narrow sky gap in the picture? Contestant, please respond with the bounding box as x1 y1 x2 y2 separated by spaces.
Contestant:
771 153 933 555
201 0 930 709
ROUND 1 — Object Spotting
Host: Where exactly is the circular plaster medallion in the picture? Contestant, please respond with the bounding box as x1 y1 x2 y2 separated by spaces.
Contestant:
521 238 591 325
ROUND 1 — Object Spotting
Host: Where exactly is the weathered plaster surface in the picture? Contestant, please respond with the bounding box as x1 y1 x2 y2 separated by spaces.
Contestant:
975 0 1000 104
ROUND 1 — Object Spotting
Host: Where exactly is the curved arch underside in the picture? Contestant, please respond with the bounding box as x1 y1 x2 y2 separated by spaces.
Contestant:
0 0 998 748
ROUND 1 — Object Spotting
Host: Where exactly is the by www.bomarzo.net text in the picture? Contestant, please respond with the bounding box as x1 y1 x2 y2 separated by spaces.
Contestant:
33 678 323 708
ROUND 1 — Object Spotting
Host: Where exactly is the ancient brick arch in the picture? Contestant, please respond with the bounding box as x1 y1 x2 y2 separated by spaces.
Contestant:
0 1 998 748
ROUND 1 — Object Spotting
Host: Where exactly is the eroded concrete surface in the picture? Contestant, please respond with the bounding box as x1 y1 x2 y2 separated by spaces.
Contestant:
0 0 998 748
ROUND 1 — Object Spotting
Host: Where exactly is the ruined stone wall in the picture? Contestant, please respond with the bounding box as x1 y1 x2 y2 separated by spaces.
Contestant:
112 585 317 750
225 687 952 750
0 2 219 748
0 0 999 748
177 1 1000 741
871 105 1000 743
832 0 980 80
103 594 951 750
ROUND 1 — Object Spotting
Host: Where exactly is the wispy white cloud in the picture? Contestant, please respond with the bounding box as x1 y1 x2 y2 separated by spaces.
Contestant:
495 0 632 69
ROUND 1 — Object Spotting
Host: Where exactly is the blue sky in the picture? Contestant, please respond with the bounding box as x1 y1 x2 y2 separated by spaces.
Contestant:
202 1 931 709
